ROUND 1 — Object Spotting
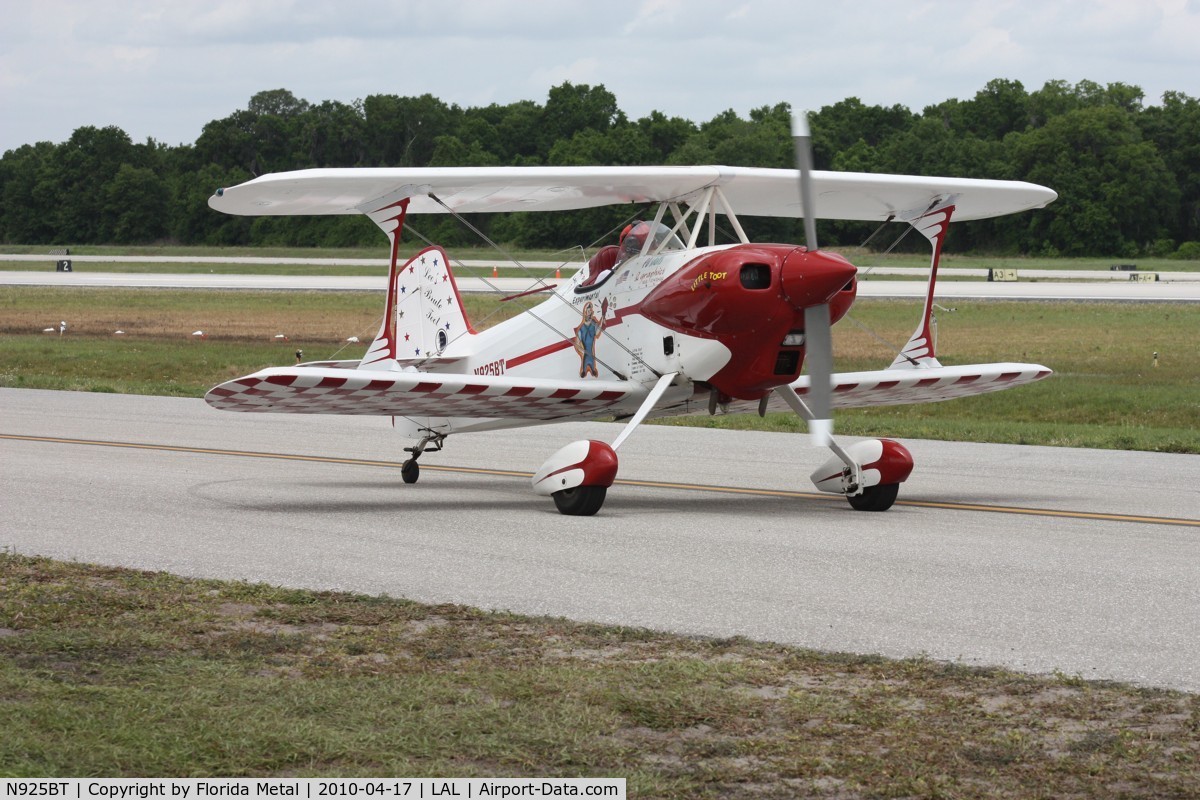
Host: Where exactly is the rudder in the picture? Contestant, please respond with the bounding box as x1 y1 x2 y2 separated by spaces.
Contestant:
361 244 477 369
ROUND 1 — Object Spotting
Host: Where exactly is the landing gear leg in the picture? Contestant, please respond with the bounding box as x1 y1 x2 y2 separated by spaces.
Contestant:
773 386 911 512
401 432 446 485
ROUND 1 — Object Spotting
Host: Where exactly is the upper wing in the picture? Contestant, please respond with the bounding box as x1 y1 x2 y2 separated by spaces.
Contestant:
718 169 1055 222
205 366 646 421
209 166 1056 223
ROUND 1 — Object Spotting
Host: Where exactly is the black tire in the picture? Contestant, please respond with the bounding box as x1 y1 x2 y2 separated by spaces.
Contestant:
552 485 607 516
847 482 899 512
401 459 420 484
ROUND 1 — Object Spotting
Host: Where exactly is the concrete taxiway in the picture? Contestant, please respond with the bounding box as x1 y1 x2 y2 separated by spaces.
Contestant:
6 253 1200 281
3 388 1198 692
4 269 1199 301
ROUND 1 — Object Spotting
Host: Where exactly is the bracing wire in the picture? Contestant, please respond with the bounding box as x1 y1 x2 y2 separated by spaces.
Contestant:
841 313 907 357
421 194 663 380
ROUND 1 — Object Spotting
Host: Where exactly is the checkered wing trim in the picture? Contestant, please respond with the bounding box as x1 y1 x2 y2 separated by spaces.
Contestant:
205 367 642 421
734 362 1051 413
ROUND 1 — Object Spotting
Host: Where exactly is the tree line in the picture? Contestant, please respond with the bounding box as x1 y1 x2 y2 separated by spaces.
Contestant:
2 79 1198 258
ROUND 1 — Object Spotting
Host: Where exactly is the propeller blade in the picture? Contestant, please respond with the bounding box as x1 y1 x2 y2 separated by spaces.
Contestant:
792 110 819 253
795 109 834 445
804 302 834 446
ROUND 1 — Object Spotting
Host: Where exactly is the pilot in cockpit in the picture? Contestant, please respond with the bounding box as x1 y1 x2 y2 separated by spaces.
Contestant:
614 221 649 267
579 220 681 289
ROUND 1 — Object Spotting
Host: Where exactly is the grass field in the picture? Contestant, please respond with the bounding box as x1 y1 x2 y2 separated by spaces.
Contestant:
2 553 1198 795
2 286 1197 453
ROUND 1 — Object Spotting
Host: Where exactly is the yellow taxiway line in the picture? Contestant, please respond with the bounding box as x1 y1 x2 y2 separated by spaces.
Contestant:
4 433 1199 529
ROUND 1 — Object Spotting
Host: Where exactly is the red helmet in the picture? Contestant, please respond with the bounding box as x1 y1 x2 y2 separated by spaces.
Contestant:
620 221 650 257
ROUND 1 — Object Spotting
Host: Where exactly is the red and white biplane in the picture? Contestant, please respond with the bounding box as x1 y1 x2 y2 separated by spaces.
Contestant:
206 116 1056 515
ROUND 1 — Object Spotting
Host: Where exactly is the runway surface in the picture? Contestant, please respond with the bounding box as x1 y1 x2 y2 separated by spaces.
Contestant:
4 270 1199 301
3 388 1199 692
6 253 1200 282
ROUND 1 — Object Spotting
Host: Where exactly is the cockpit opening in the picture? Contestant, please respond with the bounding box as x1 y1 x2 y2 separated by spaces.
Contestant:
576 219 684 293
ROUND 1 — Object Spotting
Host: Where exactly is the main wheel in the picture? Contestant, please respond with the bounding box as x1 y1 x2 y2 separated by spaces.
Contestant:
847 482 899 512
552 485 607 516
401 459 420 484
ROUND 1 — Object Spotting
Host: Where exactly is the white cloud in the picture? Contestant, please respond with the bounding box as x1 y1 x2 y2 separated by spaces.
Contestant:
725 4 751 22
949 26 1023 69
3 0 1199 152
621 0 684 36
529 58 603 94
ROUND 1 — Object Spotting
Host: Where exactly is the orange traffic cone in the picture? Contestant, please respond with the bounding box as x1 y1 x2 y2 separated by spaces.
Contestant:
555 266 561 279
492 265 498 278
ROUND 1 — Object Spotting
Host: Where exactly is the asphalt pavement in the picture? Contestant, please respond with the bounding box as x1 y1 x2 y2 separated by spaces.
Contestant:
3 388 1198 691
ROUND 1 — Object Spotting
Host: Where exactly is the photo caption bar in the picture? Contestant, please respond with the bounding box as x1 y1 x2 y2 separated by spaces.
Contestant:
1 780 625 800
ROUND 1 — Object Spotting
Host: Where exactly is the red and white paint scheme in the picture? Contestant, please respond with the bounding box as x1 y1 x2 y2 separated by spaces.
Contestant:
531 440 619 516
207 134 1056 516
810 439 915 512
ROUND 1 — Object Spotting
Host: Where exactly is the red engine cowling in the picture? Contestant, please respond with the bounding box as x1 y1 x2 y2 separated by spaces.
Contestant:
641 244 856 399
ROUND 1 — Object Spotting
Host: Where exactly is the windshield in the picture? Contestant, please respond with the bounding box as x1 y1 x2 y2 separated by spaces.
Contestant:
644 221 684 253
620 220 684 263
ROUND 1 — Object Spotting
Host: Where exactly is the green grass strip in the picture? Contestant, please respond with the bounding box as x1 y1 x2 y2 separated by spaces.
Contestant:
1 553 1198 794
2 289 1197 453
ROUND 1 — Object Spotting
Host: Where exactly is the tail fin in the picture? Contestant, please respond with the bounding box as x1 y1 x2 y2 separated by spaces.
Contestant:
360 198 475 370
888 204 954 370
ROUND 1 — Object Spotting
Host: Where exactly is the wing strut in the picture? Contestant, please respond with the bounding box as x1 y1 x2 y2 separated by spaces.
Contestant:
360 197 411 369
889 203 956 370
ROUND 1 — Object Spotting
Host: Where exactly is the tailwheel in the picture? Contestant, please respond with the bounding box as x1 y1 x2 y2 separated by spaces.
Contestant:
552 486 607 516
847 483 899 512
402 432 447 485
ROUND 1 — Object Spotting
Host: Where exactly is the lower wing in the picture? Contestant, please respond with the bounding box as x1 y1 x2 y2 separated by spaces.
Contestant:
793 362 1051 409
206 366 645 421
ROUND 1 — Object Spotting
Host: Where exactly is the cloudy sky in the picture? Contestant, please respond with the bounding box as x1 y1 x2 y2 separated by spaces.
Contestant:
3 0 1199 154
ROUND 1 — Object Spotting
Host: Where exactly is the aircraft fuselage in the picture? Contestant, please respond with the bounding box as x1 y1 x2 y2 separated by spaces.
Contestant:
454 243 857 402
